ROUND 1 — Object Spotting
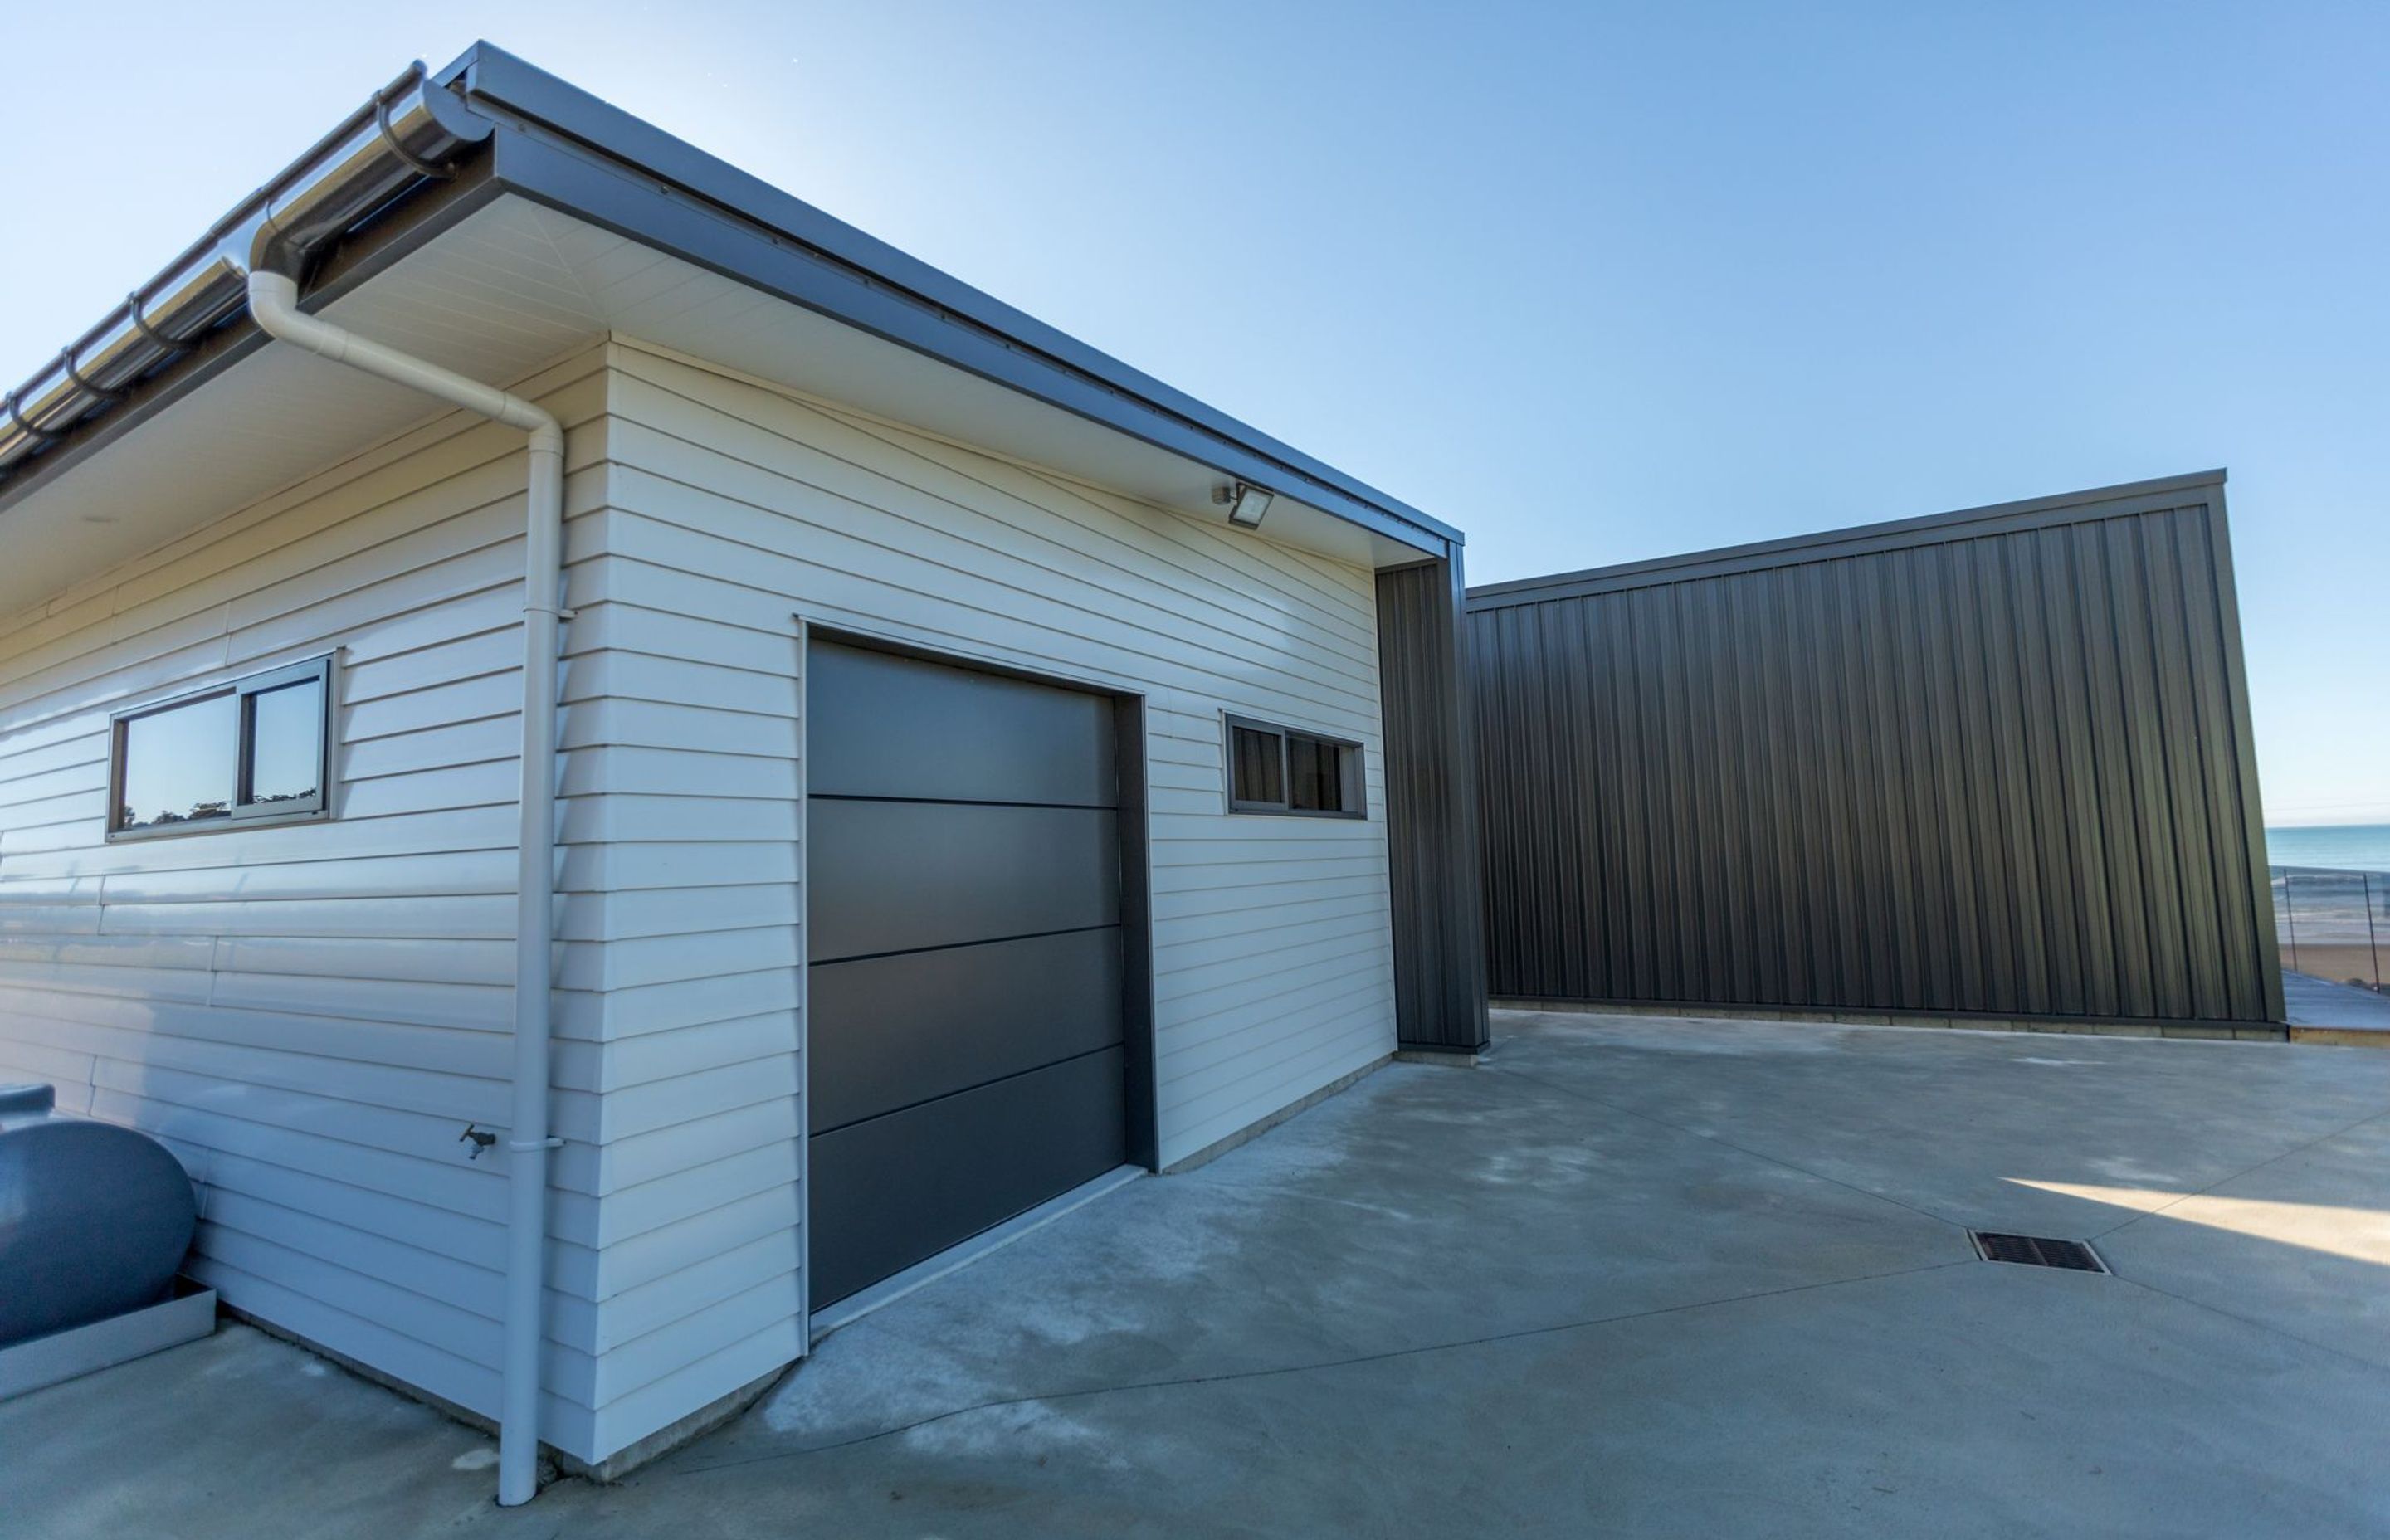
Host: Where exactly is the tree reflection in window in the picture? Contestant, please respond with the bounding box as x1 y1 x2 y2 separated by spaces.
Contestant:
244 678 325 807
109 656 331 837
117 694 237 831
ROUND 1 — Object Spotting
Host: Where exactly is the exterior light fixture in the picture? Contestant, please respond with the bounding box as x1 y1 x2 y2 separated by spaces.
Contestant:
1214 480 1273 529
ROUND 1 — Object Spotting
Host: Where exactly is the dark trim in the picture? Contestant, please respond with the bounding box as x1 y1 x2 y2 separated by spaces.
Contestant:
1115 695 1159 1172
2202 485 2289 1025
1375 556 1492 1053
437 42 1454 558
1466 470 2227 608
793 614 814 1343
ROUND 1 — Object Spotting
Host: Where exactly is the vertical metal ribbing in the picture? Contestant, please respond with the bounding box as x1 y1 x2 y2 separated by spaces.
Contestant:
1464 478 2280 1028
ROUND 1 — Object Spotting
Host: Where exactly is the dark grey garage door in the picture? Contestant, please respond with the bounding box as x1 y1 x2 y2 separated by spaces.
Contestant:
806 640 1129 1307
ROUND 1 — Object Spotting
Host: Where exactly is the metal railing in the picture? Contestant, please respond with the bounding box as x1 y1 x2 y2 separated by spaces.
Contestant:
2271 865 2388 994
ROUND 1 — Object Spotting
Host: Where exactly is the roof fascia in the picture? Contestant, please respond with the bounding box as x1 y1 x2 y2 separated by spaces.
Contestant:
1465 470 2228 610
0 168 510 521
439 42 1456 558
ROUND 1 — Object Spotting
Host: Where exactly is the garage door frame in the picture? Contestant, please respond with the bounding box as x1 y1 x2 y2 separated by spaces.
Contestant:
793 619 1158 1340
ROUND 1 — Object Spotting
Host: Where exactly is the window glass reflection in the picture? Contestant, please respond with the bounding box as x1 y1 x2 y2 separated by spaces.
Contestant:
246 679 324 807
118 694 236 831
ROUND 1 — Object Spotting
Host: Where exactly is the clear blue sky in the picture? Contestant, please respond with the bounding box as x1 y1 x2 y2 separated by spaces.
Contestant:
3 2 2382 823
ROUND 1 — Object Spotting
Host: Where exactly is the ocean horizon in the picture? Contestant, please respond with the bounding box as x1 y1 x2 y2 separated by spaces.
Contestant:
2266 823 2390 874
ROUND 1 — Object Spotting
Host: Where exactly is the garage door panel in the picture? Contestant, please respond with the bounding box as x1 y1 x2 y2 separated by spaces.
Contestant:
808 640 1117 807
807 799 1119 962
804 636 1134 1310
807 1047 1129 1306
811 927 1125 1133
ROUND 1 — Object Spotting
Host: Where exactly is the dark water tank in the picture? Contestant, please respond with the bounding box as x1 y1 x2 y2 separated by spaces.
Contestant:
0 1084 198 1346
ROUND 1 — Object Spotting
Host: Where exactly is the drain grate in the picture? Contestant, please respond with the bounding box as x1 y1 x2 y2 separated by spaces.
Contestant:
1969 1231 2109 1273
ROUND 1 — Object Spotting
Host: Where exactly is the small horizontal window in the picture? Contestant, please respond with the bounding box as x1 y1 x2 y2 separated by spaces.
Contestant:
1225 715 1364 819
110 656 334 840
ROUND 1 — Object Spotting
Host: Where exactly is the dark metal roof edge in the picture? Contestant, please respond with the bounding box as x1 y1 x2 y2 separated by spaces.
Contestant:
1465 469 2228 609
0 168 508 523
0 44 1456 558
0 63 490 500
437 42 1460 553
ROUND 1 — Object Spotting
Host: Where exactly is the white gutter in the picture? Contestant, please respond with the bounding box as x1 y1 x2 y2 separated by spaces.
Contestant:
0 63 488 484
246 271 565 1508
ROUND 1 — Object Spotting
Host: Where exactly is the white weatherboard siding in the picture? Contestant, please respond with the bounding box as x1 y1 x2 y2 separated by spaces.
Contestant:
593 338 1397 1178
0 345 634 1462
498 334 1396 1460
553 378 807 1463
0 324 1398 1469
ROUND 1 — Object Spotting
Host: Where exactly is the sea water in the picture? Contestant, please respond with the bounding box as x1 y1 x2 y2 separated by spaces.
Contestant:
2266 824 2390 873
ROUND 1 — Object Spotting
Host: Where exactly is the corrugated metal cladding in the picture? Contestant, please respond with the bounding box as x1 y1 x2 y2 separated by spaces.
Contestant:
1466 472 2284 1027
1375 558 1491 1053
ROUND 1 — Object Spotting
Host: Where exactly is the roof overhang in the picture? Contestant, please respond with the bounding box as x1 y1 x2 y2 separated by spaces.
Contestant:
0 43 1458 618
1465 470 2231 609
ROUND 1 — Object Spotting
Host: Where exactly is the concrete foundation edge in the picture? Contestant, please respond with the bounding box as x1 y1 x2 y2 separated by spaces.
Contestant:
222 1304 793 1487
1395 1045 1490 1067
2286 1026 2390 1049
563 1364 792 1483
1162 1055 1393 1174
1491 997 2292 1043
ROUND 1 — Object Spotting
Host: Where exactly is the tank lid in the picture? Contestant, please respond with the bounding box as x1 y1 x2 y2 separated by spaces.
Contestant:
0 1084 56 1115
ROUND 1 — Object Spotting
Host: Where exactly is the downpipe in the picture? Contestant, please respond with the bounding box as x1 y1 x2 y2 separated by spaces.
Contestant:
246 270 564 1507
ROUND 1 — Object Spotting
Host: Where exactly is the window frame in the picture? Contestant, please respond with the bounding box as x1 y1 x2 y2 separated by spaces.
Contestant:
1222 713 1367 820
106 654 337 842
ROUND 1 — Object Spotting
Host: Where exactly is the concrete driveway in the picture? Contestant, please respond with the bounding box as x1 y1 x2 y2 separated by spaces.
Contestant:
12 1009 2390 1538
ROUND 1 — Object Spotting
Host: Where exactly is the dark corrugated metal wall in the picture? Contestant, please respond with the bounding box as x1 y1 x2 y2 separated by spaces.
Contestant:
1466 474 2283 1026
1376 557 1492 1052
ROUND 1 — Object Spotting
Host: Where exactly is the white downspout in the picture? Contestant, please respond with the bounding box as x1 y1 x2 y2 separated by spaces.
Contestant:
247 271 565 1508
